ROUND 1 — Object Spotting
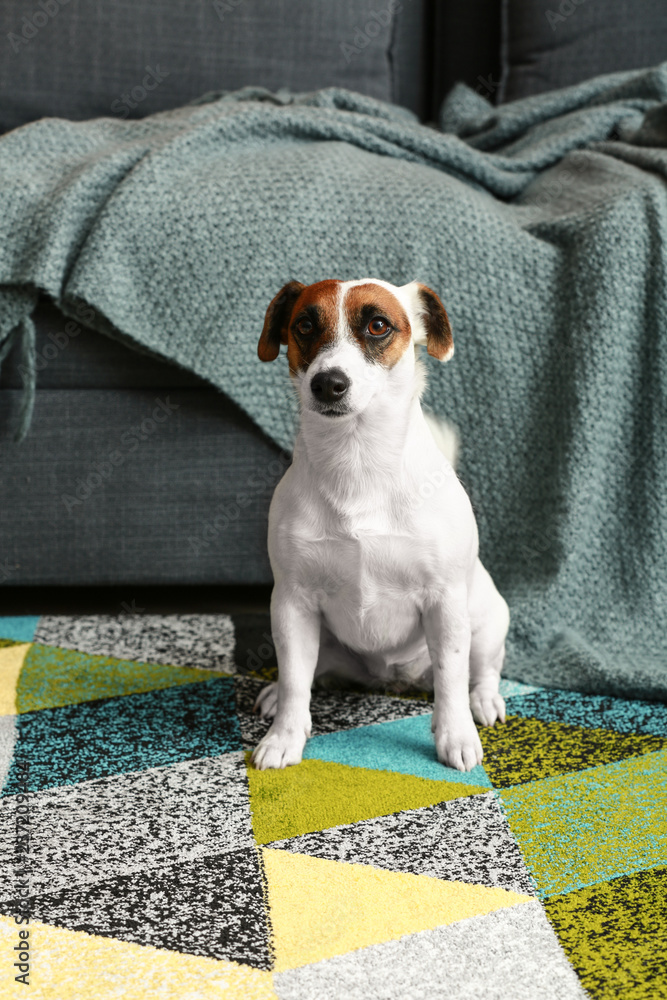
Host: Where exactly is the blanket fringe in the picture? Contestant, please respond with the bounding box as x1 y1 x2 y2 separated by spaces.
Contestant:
0 315 36 442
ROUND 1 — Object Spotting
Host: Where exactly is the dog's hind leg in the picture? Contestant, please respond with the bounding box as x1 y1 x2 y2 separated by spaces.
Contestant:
314 623 375 686
468 559 509 727
469 646 506 726
254 682 279 719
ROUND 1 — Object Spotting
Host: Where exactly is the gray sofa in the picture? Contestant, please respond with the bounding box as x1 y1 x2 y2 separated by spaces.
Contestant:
1 0 664 587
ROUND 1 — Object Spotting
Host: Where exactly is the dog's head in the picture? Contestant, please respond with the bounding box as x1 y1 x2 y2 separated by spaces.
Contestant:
257 278 453 419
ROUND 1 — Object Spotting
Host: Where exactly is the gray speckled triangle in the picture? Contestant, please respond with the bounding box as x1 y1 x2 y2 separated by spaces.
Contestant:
274 901 587 1000
0 751 253 899
269 791 536 897
235 673 433 751
13 846 273 970
33 613 236 671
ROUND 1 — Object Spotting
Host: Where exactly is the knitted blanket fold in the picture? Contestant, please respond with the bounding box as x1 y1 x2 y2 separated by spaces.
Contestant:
1 69 666 699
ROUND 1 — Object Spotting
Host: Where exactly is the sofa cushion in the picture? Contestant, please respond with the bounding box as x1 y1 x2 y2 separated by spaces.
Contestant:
499 0 667 102
0 386 278 585
0 0 427 133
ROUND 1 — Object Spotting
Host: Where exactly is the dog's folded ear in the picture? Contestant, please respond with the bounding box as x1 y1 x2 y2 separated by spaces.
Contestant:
258 281 306 362
408 282 454 362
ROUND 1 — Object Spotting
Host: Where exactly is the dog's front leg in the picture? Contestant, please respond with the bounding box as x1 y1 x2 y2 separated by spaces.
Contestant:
251 589 320 770
423 587 484 772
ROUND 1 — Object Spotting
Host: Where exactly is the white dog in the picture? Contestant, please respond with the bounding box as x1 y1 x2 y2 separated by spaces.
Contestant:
251 279 509 772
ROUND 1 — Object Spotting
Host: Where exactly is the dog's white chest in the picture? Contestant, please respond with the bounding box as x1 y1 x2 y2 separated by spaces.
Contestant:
306 528 434 658
270 445 474 673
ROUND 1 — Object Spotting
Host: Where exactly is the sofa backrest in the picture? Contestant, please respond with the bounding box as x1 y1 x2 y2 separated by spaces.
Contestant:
2 0 664 134
0 0 429 133
500 0 667 102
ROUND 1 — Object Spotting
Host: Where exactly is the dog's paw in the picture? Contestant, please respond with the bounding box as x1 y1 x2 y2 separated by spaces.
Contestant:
433 716 484 772
469 687 506 727
251 726 308 770
253 682 279 720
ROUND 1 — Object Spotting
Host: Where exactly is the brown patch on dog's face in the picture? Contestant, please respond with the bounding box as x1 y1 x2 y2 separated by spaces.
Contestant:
344 284 412 367
285 280 341 375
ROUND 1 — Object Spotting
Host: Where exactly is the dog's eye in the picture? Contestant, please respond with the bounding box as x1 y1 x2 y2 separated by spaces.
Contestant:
296 318 313 336
368 317 389 336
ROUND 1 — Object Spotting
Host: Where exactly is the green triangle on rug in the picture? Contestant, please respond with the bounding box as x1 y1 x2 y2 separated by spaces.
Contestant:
246 754 487 844
480 715 666 788
500 748 667 898
544 865 667 998
15 643 231 713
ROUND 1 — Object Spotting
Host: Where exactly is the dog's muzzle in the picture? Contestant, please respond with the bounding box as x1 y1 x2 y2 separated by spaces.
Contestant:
310 367 350 415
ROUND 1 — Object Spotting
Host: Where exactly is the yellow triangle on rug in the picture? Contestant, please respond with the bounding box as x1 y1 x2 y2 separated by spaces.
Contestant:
0 916 277 1000
0 644 30 716
263 847 533 972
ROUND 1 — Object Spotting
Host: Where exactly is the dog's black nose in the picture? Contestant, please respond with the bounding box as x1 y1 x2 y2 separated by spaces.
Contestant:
310 368 350 403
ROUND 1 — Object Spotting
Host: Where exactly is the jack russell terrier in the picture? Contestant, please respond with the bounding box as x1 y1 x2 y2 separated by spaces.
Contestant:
251 278 509 772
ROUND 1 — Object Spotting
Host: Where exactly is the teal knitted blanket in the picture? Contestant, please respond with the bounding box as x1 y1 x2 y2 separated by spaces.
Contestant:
1 67 666 700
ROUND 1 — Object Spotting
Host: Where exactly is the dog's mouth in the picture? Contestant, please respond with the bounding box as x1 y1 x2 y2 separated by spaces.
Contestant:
311 404 351 418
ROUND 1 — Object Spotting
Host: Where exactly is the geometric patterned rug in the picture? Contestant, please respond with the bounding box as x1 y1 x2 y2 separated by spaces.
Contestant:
1 613 666 999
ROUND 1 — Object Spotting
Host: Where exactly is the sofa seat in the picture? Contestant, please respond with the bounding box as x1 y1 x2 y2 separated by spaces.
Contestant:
0 299 281 585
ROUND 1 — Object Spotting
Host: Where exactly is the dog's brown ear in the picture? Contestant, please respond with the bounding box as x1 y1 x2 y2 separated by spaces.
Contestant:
411 283 454 362
258 281 306 362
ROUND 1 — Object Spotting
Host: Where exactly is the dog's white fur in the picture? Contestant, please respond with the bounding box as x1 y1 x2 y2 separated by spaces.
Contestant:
252 278 509 772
